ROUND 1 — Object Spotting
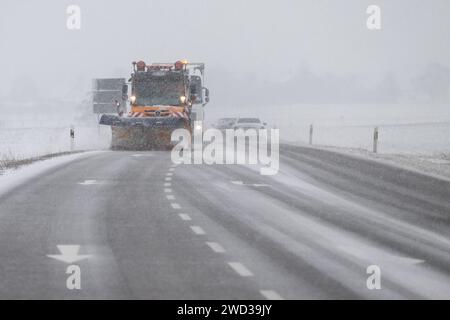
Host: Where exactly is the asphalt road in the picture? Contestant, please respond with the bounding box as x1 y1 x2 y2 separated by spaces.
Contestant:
0 144 450 299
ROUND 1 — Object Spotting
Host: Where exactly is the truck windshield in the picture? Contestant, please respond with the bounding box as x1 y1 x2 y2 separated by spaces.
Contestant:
134 77 185 106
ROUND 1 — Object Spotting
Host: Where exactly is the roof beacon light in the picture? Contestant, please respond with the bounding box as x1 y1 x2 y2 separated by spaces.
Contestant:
136 60 146 71
174 60 184 70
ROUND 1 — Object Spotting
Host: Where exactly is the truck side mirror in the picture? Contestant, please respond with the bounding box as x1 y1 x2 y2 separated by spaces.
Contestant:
203 87 210 105
122 84 128 100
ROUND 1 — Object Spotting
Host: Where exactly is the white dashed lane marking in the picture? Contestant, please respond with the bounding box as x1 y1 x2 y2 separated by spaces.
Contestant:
166 172 173 176
230 180 269 187
190 226 206 235
164 182 171 187
164 188 172 193
169 168 175 172
165 177 172 181
179 213 192 221
260 290 284 300
171 203 181 209
166 195 175 200
228 262 253 277
206 242 226 253
78 180 99 185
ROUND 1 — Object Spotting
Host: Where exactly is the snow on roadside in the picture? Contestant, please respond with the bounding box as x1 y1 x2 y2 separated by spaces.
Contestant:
282 140 450 182
0 151 104 197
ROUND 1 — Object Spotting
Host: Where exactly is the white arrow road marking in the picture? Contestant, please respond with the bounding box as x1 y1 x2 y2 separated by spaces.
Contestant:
47 245 92 264
78 180 99 185
228 262 253 277
230 180 269 187
206 242 226 253
260 290 283 300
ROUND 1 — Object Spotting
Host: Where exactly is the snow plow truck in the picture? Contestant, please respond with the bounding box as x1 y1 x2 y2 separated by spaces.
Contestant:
98 60 209 150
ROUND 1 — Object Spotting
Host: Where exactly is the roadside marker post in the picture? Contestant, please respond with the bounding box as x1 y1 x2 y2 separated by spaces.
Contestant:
70 125 75 151
309 124 313 145
373 126 379 153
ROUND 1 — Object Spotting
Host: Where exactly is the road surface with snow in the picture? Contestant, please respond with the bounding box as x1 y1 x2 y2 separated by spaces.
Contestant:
0 145 449 299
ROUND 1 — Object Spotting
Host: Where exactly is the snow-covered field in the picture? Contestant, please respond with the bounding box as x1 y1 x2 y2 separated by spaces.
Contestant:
0 126 111 159
0 101 110 159
1 102 450 160
286 122 450 155
1 121 450 160
210 103 450 156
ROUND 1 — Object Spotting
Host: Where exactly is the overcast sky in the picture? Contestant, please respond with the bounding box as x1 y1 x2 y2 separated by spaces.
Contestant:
0 0 449 105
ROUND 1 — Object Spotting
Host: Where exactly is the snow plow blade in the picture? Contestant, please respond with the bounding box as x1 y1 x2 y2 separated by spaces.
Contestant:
99 114 186 129
99 115 188 150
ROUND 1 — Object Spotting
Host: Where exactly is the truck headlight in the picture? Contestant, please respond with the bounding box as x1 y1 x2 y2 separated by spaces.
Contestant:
130 95 136 103
180 96 186 103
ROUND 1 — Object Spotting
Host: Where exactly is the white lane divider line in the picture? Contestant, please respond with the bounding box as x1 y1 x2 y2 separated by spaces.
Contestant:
78 180 99 185
166 195 175 200
164 182 171 187
166 172 173 176
179 213 192 221
228 262 253 277
260 290 284 300
190 226 206 235
165 177 172 181
164 188 172 193
171 203 181 209
206 242 226 253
